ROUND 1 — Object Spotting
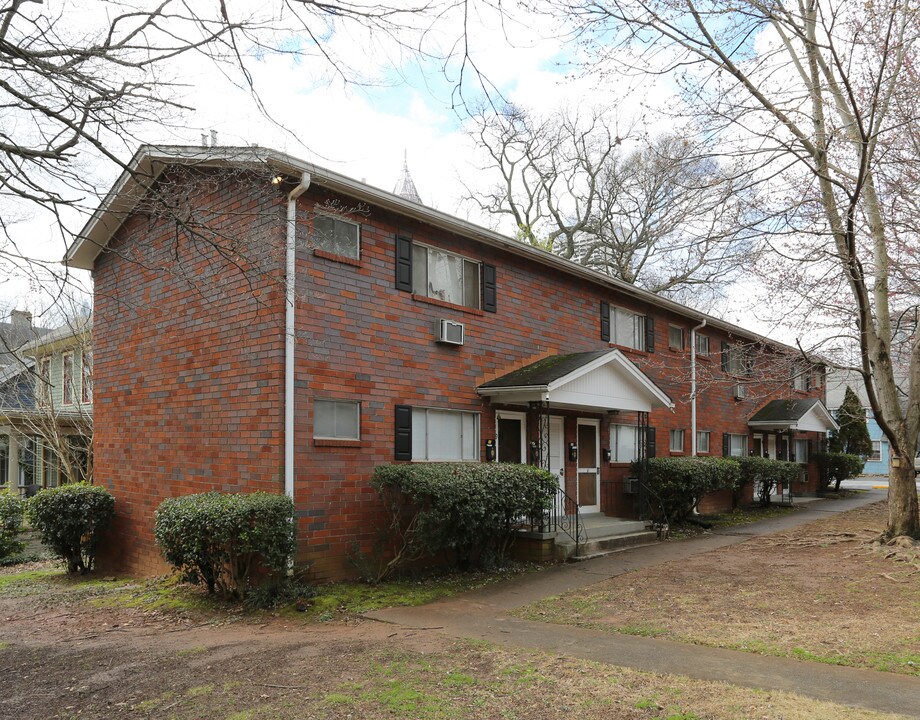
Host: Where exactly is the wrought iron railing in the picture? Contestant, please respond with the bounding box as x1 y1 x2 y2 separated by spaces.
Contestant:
525 485 587 553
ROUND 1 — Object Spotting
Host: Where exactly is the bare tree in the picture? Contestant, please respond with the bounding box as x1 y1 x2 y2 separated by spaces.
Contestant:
0 0 497 292
466 105 759 304
543 0 920 537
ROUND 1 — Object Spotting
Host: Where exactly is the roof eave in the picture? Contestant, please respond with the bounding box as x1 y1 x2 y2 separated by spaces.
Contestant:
68 145 825 355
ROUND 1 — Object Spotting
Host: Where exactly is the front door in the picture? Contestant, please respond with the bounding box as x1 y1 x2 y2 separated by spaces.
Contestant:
496 412 526 464
577 419 601 513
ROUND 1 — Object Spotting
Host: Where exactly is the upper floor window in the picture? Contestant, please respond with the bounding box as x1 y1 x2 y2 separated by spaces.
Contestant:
314 213 360 260
81 350 92 404
695 333 710 356
668 325 684 350
37 357 51 405
62 352 74 405
609 306 646 351
722 344 751 376
314 400 360 440
793 370 808 392
412 243 480 309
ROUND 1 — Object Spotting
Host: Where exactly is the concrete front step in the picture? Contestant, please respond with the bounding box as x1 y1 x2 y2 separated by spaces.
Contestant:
555 530 658 562
579 514 648 540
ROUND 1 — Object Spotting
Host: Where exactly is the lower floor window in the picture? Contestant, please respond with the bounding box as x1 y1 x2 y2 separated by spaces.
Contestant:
794 439 809 464
669 429 685 453
697 431 710 454
314 400 360 440
610 424 638 462
728 433 747 457
412 408 479 461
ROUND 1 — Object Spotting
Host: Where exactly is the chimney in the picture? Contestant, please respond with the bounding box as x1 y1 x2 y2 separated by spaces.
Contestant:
10 309 31 327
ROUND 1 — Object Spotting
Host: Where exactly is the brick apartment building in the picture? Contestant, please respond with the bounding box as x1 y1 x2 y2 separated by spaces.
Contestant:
67 146 837 579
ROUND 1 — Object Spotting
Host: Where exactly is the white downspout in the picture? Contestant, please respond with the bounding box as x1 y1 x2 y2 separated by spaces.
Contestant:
690 318 707 456
285 173 310 499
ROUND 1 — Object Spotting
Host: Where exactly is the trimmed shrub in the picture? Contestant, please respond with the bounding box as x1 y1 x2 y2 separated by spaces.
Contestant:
633 457 740 523
732 456 801 506
816 452 866 492
154 492 295 599
0 488 25 561
370 463 558 580
26 483 115 574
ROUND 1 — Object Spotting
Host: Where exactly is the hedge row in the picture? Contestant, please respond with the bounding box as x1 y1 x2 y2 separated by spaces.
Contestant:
370 462 557 578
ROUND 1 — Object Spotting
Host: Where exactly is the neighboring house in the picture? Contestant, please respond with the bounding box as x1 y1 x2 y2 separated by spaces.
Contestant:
0 310 48 369
66 145 838 579
0 316 92 494
825 369 910 475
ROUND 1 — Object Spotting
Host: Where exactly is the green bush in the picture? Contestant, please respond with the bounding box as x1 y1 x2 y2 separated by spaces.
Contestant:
26 483 115 574
816 452 866 492
632 457 740 523
732 456 801 506
154 492 295 599
0 488 25 561
370 463 558 580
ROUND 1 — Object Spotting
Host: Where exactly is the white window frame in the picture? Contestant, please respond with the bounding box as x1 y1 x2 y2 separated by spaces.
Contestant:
610 424 639 463
669 429 685 453
313 399 361 441
793 370 808 392
695 333 710 356
869 440 882 462
668 325 684 350
37 356 51 405
61 351 74 406
412 407 480 462
608 305 646 351
412 242 481 309
313 212 361 260
81 349 92 404
697 431 710 454
495 410 527 464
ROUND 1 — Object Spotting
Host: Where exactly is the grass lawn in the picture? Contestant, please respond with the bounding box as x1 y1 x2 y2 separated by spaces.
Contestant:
517 500 920 675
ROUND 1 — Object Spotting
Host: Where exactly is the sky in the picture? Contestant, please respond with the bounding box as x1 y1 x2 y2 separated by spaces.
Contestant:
2 0 796 342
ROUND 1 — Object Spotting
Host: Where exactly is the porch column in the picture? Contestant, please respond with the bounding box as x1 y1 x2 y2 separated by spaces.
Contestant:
7 432 19 495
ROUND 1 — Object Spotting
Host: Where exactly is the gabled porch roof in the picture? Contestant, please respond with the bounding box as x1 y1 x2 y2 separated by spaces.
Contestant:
477 349 673 413
748 398 838 433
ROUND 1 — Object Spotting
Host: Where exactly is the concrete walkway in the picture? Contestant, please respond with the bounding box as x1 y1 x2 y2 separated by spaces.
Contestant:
367 490 920 718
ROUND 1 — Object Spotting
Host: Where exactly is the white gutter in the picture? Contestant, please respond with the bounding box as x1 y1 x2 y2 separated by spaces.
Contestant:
690 318 707 456
285 173 310 498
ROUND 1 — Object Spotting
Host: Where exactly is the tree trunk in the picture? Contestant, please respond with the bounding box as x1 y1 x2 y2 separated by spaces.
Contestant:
888 458 920 538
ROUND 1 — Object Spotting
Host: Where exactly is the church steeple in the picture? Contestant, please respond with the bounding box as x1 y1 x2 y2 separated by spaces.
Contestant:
394 150 422 204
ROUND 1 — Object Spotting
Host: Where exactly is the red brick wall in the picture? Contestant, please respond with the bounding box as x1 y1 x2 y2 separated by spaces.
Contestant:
92 169 288 575
91 168 825 579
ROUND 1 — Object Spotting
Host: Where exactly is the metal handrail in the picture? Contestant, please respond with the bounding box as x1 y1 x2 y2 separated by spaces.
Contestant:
527 485 587 553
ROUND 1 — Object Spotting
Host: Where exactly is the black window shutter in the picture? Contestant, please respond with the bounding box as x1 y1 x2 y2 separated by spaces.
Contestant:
482 264 497 313
721 341 730 372
645 426 656 458
722 433 730 457
645 316 655 352
394 405 412 460
395 236 412 292
600 301 610 342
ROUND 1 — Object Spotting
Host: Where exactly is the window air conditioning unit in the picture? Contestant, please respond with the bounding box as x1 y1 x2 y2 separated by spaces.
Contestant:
733 384 747 400
624 477 640 494
436 319 464 345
